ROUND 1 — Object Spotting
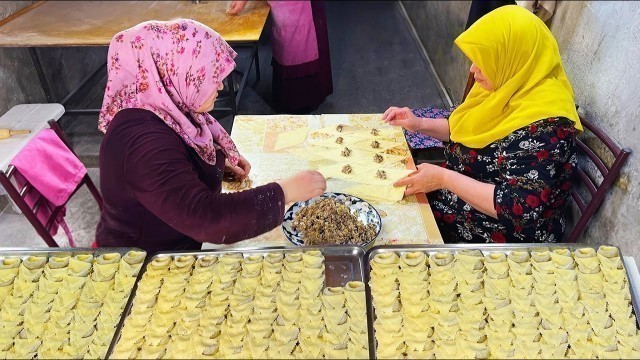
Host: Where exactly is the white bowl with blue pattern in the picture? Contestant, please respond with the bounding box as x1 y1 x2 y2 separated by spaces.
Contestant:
283 192 382 249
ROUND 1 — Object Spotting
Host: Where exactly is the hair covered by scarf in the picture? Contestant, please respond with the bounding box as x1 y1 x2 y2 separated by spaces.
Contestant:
98 19 240 166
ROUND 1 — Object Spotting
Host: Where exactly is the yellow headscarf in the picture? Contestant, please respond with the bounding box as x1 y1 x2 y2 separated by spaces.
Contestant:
448 5 582 149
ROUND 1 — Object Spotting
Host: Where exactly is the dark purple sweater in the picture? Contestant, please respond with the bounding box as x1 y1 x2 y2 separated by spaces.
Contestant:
96 108 285 253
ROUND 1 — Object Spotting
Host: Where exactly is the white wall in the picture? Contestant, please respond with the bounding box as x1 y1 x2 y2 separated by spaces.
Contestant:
549 1 640 257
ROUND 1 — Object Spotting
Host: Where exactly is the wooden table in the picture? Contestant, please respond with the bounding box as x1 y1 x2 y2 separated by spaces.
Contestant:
203 114 444 250
0 1 270 114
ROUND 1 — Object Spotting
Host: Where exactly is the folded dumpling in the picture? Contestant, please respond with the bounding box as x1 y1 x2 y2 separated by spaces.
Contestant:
485 253 509 279
91 253 121 281
0 257 22 287
145 256 171 278
302 250 324 268
68 254 93 277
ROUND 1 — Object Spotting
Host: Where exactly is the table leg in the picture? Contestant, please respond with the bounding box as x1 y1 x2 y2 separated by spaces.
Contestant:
235 43 259 109
29 48 53 103
254 44 261 83
227 74 237 115
61 61 107 106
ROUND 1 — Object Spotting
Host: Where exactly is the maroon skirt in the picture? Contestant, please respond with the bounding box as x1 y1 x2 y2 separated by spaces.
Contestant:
271 1 333 114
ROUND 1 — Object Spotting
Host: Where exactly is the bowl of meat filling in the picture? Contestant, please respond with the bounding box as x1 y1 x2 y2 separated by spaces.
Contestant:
283 192 382 249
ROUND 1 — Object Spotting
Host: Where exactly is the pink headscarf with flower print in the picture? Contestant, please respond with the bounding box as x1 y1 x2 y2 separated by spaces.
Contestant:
98 19 240 166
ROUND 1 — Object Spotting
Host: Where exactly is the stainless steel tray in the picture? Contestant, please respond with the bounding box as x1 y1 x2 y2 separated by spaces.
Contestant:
0 247 146 360
0 247 143 259
106 245 366 359
364 243 640 359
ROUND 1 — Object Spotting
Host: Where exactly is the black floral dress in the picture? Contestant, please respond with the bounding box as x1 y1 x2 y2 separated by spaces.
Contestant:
429 117 577 243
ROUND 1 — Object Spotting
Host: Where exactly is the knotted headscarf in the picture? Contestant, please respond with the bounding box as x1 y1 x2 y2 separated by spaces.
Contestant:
449 5 582 149
99 19 240 165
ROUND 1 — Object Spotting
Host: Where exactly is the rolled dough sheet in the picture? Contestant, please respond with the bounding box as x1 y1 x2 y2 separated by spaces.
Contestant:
349 126 399 139
352 167 414 186
273 127 309 151
350 138 403 153
319 163 413 185
310 124 359 137
308 134 369 149
286 146 327 161
310 124 399 140
350 152 408 168
345 184 406 203
313 146 372 163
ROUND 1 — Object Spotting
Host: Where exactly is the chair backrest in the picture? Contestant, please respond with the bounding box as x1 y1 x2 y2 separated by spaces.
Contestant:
0 120 103 247
47 119 103 212
566 116 631 242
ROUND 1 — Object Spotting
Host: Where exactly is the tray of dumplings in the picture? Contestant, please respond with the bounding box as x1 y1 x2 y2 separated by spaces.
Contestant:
0 247 146 360
365 244 640 359
108 245 370 359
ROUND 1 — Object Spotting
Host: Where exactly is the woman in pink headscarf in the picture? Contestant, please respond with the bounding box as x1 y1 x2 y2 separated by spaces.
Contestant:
96 19 325 252
228 0 333 114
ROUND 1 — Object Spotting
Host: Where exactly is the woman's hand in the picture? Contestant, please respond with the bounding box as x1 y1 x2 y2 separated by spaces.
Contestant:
382 106 422 132
393 163 447 196
224 155 251 181
226 0 249 15
277 170 327 204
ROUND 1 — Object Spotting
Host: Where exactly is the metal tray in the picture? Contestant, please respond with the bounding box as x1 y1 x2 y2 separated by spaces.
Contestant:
0 247 146 360
0 247 143 259
106 245 366 359
364 243 640 359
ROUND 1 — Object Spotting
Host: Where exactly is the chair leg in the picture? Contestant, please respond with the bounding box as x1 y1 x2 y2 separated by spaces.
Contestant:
0 171 59 247
84 175 103 211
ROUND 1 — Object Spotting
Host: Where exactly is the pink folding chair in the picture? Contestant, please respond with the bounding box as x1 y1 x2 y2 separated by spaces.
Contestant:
0 120 102 247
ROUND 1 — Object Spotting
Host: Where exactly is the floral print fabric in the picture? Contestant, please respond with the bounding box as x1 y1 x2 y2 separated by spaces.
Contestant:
98 19 240 166
404 107 455 149
430 117 577 243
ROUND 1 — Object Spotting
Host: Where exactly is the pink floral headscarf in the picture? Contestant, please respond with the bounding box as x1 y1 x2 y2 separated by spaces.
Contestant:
98 19 240 166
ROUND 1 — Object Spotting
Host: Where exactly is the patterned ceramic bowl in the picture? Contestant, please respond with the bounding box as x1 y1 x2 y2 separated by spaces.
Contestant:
282 192 382 249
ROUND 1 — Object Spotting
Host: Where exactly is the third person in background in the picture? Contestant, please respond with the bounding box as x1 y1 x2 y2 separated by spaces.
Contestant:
228 0 333 114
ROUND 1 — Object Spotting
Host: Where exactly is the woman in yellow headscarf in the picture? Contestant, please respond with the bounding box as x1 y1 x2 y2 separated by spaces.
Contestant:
382 5 581 243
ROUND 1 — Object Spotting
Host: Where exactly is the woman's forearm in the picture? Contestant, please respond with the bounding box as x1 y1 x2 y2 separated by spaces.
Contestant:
441 169 497 218
417 117 450 142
